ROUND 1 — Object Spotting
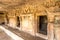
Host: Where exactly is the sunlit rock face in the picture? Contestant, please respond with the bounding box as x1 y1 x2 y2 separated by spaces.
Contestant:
0 0 25 9
0 0 21 5
0 0 44 6
0 0 59 10
0 0 59 7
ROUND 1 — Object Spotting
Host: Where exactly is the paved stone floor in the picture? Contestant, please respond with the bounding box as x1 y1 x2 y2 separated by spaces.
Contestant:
0 28 13 40
2 25 45 40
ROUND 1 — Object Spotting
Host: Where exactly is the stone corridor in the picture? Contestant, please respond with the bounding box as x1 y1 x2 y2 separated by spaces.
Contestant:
0 27 13 40
0 0 60 40
0 25 45 40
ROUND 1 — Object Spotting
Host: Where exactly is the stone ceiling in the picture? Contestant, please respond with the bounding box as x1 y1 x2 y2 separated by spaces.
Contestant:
0 0 60 12
0 0 22 8
0 0 59 8
0 0 45 11
0 0 44 6
0 0 21 5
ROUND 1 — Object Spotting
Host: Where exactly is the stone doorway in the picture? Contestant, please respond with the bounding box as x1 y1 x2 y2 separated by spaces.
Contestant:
6 15 9 24
38 15 47 35
17 16 20 27
0 13 5 25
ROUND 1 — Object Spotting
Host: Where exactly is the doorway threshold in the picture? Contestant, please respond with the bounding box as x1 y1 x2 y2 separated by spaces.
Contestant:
36 33 48 40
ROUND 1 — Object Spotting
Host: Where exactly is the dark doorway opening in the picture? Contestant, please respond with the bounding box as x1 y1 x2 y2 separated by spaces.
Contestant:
0 13 5 25
6 15 9 24
17 16 20 27
38 15 47 35
1 22 5 24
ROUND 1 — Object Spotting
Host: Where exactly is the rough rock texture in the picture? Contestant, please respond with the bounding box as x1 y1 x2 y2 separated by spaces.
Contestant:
0 0 60 40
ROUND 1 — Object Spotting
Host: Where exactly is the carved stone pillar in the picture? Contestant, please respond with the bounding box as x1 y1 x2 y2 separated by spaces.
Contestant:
48 14 54 40
9 17 17 28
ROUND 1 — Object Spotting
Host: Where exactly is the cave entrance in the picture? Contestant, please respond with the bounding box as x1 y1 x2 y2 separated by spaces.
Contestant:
0 13 5 25
17 16 20 27
38 15 47 35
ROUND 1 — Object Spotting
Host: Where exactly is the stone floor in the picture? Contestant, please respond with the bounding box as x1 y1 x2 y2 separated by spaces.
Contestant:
2 25 45 40
0 28 13 40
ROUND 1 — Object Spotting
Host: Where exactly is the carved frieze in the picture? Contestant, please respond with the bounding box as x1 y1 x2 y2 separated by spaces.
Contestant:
54 15 60 27
42 0 60 13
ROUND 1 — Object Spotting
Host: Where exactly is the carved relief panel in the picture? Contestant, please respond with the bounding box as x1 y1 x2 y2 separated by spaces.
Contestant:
54 15 60 40
54 15 60 27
